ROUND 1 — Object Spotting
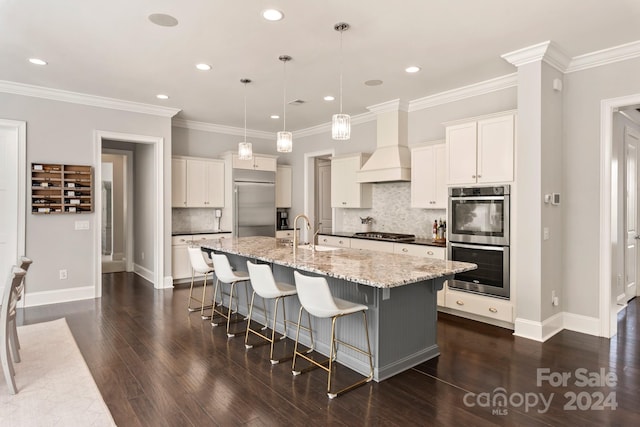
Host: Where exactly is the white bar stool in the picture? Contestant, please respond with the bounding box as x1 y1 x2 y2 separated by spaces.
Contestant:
210 253 251 338
292 271 374 399
187 246 215 319
1 266 27 394
245 261 312 364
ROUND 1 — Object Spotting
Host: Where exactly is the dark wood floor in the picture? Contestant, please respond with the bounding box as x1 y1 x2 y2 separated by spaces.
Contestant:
19 273 639 426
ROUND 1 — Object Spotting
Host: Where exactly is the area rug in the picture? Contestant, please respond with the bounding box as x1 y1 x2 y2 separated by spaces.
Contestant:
0 318 116 426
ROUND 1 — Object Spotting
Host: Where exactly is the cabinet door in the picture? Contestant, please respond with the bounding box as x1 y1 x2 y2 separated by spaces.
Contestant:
318 235 351 248
205 160 225 207
254 156 277 171
172 158 187 207
411 144 446 209
231 154 254 170
331 155 371 208
477 114 514 183
276 166 292 208
171 236 192 280
186 159 207 207
350 238 395 253
446 122 478 185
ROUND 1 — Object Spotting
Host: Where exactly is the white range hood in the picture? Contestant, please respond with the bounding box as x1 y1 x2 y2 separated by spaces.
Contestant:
356 100 411 183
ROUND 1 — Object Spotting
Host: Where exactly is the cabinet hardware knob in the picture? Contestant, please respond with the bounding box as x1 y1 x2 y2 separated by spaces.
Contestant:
489 307 498 313
339 240 343 244
477 174 482 178
472 175 476 178
402 248 408 252
456 300 464 306
322 238 327 242
427 251 434 255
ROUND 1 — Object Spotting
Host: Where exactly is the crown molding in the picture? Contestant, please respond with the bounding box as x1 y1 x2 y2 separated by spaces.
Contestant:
408 73 517 112
172 118 275 139
501 41 571 72
293 110 376 139
0 80 181 117
566 39 640 73
367 98 410 114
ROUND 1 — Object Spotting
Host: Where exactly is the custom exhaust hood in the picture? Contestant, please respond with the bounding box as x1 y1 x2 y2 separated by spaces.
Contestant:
356 99 411 183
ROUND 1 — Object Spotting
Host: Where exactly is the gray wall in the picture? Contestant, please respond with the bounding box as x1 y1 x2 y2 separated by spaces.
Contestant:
0 92 171 295
562 56 640 318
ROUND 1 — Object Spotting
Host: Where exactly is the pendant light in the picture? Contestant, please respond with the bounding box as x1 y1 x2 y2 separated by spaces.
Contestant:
238 78 253 160
332 22 350 141
276 55 293 153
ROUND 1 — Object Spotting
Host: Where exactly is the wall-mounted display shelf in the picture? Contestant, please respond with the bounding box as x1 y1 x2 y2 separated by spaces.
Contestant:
31 163 93 214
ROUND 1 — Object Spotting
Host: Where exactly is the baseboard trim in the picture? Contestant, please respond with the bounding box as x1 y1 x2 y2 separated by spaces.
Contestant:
23 285 96 308
514 312 600 341
133 263 154 283
563 312 600 336
163 276 174 289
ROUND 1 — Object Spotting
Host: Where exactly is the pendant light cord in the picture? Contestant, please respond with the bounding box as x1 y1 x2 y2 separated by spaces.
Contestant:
283 60 287 131
339 29 344 114
243 82 247 141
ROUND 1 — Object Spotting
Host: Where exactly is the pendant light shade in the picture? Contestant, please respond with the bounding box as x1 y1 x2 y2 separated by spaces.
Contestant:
238 78 253 160
276 55 293 153
332 22 350 141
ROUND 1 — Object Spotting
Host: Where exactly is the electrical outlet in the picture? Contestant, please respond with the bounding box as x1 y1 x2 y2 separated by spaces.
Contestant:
59 269 68 280
543 227 550 240
141 252 145 260
552 290 559 306
382 288 390 300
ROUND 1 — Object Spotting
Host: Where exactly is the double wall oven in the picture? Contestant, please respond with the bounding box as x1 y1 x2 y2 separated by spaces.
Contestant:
447 185 510 299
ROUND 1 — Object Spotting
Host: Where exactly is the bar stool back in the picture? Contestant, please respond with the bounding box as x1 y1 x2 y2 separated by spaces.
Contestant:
292 271 374 398
210 253 250 337
10 256 32 361
245 261 307 364
1 266 26 394
187 246 214 319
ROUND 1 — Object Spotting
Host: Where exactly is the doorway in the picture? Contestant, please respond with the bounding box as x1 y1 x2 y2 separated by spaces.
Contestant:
0 119 26 296
93 131 166 295
101 150 132 273
315 157 332 233
624 125 640 304
304 149 335 241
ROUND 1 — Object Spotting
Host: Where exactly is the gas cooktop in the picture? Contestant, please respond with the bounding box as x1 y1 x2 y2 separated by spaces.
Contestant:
352 232 416 242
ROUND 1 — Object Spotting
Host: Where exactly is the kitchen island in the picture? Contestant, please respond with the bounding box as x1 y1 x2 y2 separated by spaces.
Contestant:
200 236 476 381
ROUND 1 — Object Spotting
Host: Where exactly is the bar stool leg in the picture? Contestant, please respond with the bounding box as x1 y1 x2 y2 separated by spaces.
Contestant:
244 291 257 347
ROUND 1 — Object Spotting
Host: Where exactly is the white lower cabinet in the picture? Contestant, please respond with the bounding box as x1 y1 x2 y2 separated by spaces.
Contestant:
444 287 513 323
393 243 447 306
318 235 351 248
172 234 228 281
350 238 395 253
276 229 298 239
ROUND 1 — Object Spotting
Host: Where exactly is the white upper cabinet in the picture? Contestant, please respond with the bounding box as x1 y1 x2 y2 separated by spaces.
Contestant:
232 154 277 171
172 158 188 207
411 143 446 209
331 153 372 208
446 112 515 185
173 157 225 208
276 165 292 208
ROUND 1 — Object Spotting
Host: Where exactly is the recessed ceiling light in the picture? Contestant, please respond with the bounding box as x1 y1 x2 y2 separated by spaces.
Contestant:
262 9 284 21
195 63 212 71
28 58 47 66
156 94 169 100
405 66 421 73
323 95 335 101
148 13 179 27
270 115 280 119
364 79 383 86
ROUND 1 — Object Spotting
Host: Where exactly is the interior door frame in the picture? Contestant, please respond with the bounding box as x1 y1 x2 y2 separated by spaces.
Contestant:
0 119 26 301
94 131 165 295
600 93 640 338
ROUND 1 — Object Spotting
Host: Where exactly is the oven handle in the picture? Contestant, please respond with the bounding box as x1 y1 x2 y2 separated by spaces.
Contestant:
450 196 506 201
449 242 505 252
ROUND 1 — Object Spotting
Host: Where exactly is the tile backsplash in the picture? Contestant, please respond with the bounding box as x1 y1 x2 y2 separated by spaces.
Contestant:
172 208 223 233
340 182 445 239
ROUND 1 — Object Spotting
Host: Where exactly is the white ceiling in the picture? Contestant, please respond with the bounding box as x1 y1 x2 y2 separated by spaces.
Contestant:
2 0 640 133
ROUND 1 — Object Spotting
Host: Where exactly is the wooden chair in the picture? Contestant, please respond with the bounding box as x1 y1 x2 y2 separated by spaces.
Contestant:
1 266 27 394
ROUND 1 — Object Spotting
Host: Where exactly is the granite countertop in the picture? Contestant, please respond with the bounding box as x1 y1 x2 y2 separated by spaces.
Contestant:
200 236 475 289
320 232 446 248
172 230 231 236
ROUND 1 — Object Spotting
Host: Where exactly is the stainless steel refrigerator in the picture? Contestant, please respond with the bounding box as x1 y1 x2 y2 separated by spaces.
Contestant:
233 169 276 237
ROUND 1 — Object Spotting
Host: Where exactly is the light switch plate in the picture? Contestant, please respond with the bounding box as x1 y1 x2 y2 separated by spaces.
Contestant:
75 220 90 230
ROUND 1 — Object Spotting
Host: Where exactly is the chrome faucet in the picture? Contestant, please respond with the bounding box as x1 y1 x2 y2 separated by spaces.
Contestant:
293 213 311 256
